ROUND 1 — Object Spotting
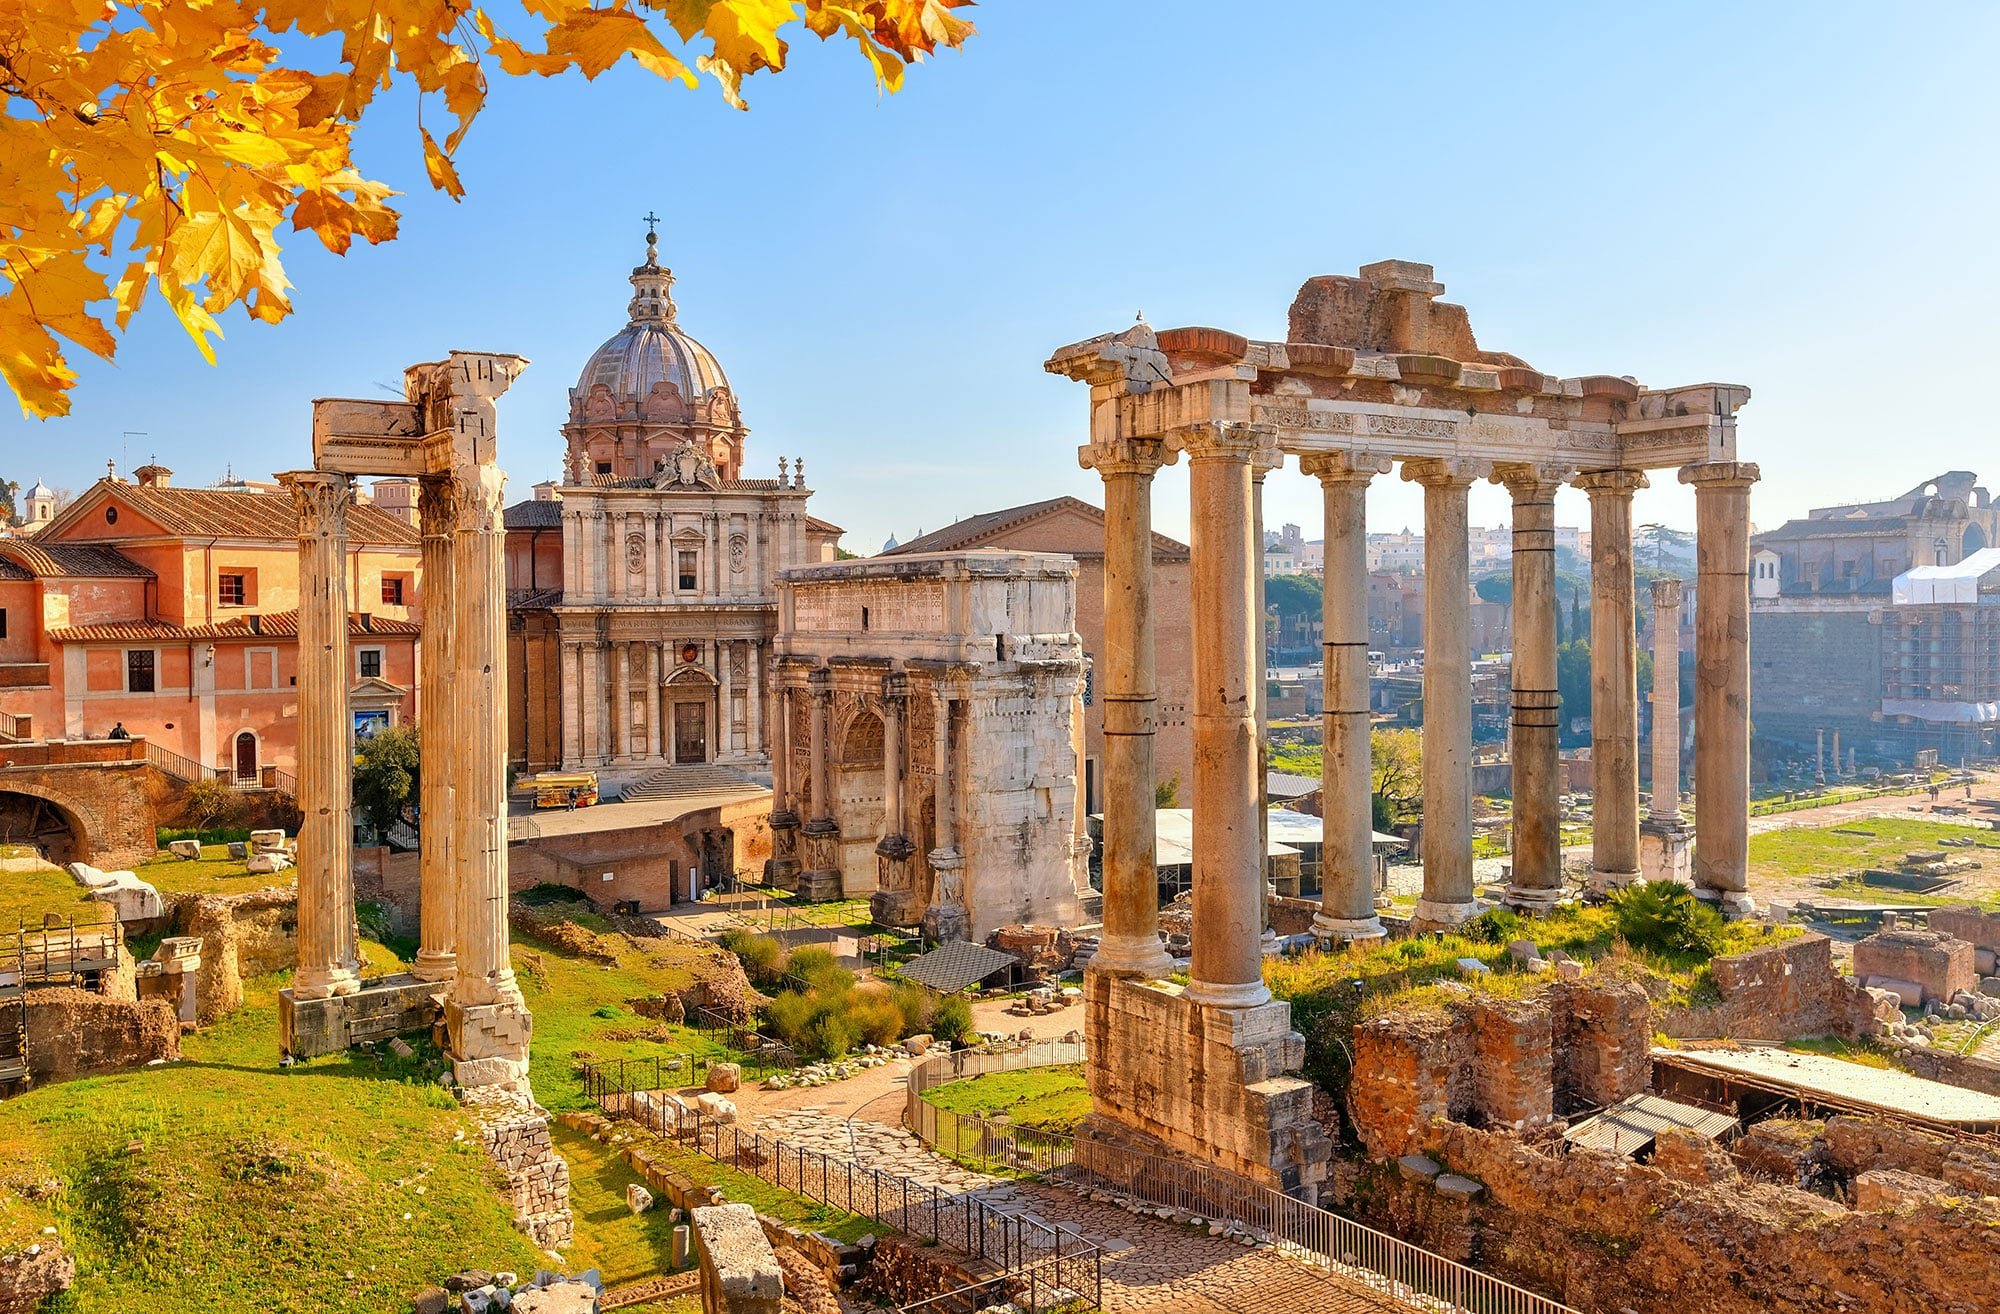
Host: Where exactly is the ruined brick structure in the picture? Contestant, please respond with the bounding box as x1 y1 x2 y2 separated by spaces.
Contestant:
0 740 158 869
23 988 179 1080
1656 933 1878 1041
1852 927 1977 1005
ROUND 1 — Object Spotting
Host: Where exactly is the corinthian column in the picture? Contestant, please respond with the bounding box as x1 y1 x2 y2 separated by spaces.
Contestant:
412 474 457 983
1649 578 1685 820
1077 436 1175 978
1302 453 1391 942
1496 464 1568 910
800 670 840 897
282 470 361 1001
870 676 919 927
447 461 532 1089
1404 458 1482 928
1576 468 1647 892
1169 421 1271 1011
1681 461 1761 915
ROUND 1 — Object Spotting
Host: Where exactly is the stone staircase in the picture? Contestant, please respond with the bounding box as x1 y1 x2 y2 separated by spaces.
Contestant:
615 764 765 804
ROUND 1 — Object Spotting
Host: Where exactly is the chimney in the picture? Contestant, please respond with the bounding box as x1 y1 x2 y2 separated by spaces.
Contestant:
133 464 173 488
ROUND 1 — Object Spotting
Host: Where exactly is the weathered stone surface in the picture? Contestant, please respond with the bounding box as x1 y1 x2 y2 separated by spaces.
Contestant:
626 1183 653 1215
692 1203 782 1314
510 1281 597 1314
248 828 287 853
24 988 178 1080
1659 933 1875 1041
1434 1173 1484 1200
1853 1167 1959 1211
704 1062 741 1094
245 851 293 875
410 1285 449 1314
460 1088 573 1250
167 839 203 860
0 1239 75 1313
1854 928 1977 1006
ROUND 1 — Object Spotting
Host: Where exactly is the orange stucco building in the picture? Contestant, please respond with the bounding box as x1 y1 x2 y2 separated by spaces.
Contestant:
0 466 420 781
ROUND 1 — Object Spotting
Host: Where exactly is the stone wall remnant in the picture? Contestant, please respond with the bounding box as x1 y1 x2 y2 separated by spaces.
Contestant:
692 1203 783 1314
1853 928 1977 1005
23 988 178 1080
1657 933 1876 1041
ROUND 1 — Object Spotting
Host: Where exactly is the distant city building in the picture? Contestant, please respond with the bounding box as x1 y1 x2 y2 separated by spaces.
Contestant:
1750 471 2000 766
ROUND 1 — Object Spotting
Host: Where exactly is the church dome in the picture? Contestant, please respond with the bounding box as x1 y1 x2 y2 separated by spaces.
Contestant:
29 478 51 499
573 228 731 407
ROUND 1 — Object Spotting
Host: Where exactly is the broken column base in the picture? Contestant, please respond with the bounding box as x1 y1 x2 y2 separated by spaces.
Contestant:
461 1084 573 1251
1081 971 1330 1197
1694 885 1759 919
1410 897 1482 931
278 973 449 1060
766 811 802 892
1586 867 1641 895
1499 884 1568 913
1311 914 1386 946
1640 819 1694 886
446 994 535 1091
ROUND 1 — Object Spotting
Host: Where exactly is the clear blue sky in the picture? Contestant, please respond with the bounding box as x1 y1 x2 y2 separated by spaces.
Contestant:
7 2 1999 553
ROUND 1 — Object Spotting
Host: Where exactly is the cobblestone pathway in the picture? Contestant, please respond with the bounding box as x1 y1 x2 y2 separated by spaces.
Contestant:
758 1111 1407 1314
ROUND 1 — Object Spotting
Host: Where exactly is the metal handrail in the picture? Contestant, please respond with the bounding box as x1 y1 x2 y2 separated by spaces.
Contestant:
902 1043 1580 1314
579 1058 1102 1310
144 741 219 783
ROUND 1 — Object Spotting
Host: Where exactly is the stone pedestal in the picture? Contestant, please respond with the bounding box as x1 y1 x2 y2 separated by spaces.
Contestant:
921 848 969 943
799 819 841 901
869 833 921 927
279 974 450 1059
1640 818 1694 886
766 810 801 891
1081 972 1329 1196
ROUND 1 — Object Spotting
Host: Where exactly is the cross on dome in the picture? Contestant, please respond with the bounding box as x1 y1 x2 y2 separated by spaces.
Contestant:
628 216 677 324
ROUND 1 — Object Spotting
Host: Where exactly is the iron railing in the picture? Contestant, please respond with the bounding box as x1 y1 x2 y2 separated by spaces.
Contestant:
144 741 219 783
902 1043 1581 1314
580 1058 1102 1310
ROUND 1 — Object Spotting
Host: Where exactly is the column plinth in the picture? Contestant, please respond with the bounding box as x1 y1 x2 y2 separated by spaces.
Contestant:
1495 464 1570 911
1577 468 1648 893
1302 453 1391 944
1171 422 1272 1010
1404 458 1485 929
412 474 458 983
281 470 362 1002
1682 462 1761 917
1078 438 1176 978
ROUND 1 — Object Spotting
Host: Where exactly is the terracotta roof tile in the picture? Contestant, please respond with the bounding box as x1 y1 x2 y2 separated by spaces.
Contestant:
47 611 419 643
504 500 563 529
55 481 418 546
884 496 1191 561
0 541 153 578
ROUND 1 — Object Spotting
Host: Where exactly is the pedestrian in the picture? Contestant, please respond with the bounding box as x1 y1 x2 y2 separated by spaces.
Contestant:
107 721 129 740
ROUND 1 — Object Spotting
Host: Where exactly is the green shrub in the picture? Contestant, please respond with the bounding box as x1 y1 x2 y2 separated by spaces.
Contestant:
889 981 933 1034
719 930 787 988
805 1012 860 1062
850 994 906 1048
1611 881 1725 959
1464 907 1523 946
930 994 975 1046
783 945 839 983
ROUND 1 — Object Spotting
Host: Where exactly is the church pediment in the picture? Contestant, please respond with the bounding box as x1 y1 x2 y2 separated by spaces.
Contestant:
653 437 721 491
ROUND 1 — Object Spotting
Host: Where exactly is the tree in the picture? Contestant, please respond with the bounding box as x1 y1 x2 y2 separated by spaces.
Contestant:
1370 728 1422 827
1264 573 1323 622
1 1 976 419
179 775 243 832
1635 523 1696 574
353 721 420 835
1473 573 1511 606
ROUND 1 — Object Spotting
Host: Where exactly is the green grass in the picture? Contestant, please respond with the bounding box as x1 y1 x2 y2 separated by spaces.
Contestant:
1785 1035 1896 1069
923 1065 1091 1134
136 846 295 899
611 1129 878 1244
0 845 302 936
550 1124 686 1288
1748 817 2000 881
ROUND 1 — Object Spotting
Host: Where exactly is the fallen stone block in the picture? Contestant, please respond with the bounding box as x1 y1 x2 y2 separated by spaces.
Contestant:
168 839 203 861
627 1183 653 1215
1506 939 1540 965
226 841 248 859
86 875 163 923
1456 957 1492 977
1396 1154 1442 1182
388 1037 415 1059
249 829 287 853
511 1282 597 1314
245 852 293 875
411 1287 449 1314
695 1092 737 1123
1434 1173 1484 1201
1866 977 1925 1009
705 1062 741 1093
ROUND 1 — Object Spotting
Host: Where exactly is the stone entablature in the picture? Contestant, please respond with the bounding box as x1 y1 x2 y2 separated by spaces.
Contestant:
770 551 1088 936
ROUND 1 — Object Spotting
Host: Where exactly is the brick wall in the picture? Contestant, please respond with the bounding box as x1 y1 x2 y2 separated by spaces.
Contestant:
1928 905 2000 954
1852 928 1976 1004
1748 608 1882 745
23 988 179 1080
1659 933 1876 1042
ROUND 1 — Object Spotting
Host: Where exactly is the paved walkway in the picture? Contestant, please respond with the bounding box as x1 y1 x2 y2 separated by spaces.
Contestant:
751 1110 1408 1313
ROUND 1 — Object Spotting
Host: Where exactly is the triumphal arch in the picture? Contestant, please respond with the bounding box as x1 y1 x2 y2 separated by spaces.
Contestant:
1048 260 1756 1193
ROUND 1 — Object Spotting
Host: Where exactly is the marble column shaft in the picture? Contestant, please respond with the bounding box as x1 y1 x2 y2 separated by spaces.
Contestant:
1078 438 1174 978
1499 466 1567 906
1303 454 1388 940
808 674 831 822
1174 422 1271 1010
1406 459 1480 926
1682 461 1760 910
931 687 956 852
412 474 457 982
612 640 631 760
283 470 361 1000
882 687 905 836
1650 578 1684 818
450 463 526 1010
1578 469 1646 887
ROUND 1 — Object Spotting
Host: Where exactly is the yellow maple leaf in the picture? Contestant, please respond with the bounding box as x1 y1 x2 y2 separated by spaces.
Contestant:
420 127 465 200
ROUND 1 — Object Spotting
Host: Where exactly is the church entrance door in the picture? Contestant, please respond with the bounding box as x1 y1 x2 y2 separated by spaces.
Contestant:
673 701 708 764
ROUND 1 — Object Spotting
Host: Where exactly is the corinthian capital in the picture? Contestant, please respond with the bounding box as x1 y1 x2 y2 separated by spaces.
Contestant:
451 464 509 532
279 470 353 541
1400 456 1487 488
1573 468 1650 498
1078 437 1175 478
1491 461 1572 503
417 474 458 537
1677 461 1760 490
1165 421 1268 462
1299 452 1394 487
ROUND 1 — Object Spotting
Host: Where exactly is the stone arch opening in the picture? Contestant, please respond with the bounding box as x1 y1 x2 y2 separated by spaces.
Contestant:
0 788 91 867
835 710 884 892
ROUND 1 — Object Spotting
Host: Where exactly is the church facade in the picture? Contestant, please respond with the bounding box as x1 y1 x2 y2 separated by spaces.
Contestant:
505 231 840 781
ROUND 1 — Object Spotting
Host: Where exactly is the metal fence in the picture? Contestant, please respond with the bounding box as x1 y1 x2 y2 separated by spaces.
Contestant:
903 1043 1580 1314
580 1058 1102 1311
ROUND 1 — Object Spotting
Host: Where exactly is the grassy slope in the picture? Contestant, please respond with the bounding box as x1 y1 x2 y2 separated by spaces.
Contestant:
0 910 763 1311
0 845 291 935
923 1065 1091 1134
